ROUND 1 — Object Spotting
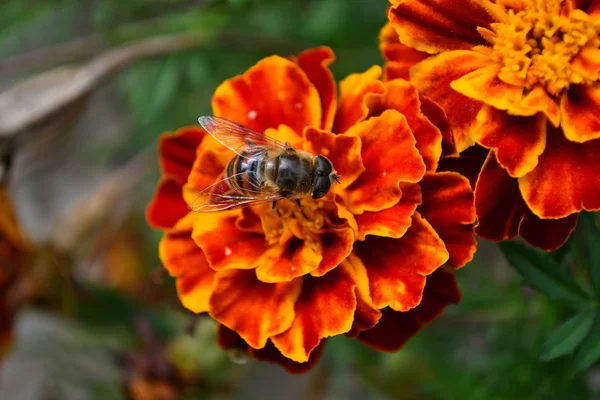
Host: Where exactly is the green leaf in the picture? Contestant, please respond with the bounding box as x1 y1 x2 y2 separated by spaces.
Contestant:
540 309 595 361
574 310 600 372
499 241 590 304
580 212 600 297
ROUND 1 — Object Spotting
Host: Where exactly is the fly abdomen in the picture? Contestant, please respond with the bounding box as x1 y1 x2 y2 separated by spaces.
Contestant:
226 148 267 193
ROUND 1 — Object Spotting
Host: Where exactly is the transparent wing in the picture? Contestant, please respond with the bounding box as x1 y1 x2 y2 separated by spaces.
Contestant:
198 116 290 157
188 173 288 212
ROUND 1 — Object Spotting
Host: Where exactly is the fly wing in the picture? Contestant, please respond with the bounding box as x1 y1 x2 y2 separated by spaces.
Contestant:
198 116 290 157
188 173 288 212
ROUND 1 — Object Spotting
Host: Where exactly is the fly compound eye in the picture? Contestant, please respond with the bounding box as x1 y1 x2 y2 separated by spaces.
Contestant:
312 175 331 199
315 155 333 177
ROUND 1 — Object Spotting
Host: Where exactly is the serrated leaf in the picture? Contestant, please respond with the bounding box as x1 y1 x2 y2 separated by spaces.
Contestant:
574 311 600 372
499 241 590 304
580 212 600 297
539 309 595 361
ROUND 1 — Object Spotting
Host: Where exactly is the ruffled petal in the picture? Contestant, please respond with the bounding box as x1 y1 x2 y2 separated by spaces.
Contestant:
212 56 321 134
309 228 355 277
451 64 524 110
271 268 356 362
353 212 449 311
303 127 365 190
474 106 547 177
333 66 386 133
519 127 600 218
176 265 216 314
209 270 302 349
182 141 231 206
158 127 206 183
193 212 269 271
388 0 492 54
358 268 461 352
355 183 422 241
343 110 426 214
379 23 429 81
411 51 492 152
418 172 476 269
146 178 189 230
297 47 337 131
571 45 600 82
255 236 323 283
476 152 579 250
437 145 489 189
560 83 600 143
372 79 443 171
512 85 561 128
419 94 457 155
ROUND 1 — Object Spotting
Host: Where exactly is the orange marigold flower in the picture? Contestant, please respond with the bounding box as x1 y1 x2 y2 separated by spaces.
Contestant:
384 0 600 250
146 47 476 372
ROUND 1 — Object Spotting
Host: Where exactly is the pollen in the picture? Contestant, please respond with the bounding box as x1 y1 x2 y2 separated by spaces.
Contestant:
262 199 329 245
483 0 600 96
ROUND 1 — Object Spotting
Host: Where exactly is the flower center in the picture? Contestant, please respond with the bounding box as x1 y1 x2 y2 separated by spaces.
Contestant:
486 0 599 96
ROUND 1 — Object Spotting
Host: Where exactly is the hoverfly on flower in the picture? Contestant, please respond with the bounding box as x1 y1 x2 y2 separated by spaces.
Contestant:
190 116 341 212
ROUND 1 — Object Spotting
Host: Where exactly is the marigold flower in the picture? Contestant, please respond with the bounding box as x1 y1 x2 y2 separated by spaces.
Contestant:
384 0 600 250
147 47 476 372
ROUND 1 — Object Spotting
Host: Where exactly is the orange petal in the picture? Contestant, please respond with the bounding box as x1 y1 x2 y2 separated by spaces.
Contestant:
474 106 547 177
512 85 560 128
309 228 355 277
182 142 231 206
355 182 422 241
358 268 460 352
212 56 321 134
411 51 492 152
353 212 449 311
571 45 600 82
343 110 426 214
158 127 206 183
333 66 386 133
297 47 337 131
209 270 302 349
176 264 216 314
217 324 325 374
193 212 268 271
519 127 600 218
342 253 382 337
560 83 600 143
476 152 578 250
303 127 365 190
373 79 443 171
388 0 492 53
271 268 356 362
146 178 189 230
451 64 524 110
379 23 429 81
255 236 323 283
418 172 476 269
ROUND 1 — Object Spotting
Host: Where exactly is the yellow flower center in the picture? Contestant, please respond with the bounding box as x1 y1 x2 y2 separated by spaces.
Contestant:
486 0 599 95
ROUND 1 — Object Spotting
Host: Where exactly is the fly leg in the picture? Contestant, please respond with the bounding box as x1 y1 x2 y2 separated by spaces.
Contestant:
295 198 310 219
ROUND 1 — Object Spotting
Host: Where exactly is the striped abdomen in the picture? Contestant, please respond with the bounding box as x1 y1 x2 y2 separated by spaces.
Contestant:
225 148 269 194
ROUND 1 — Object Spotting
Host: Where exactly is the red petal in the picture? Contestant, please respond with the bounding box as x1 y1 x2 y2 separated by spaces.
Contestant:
475 106 547 177
255 236 323 283
355 182 422 241
358 268 460 352
343 254 382 337
560 83 600 143
519 127 600 218
303 127 365 190
388 0 492 53
411 51 491 152
297 47 337 131
437 145 489 189
158 127 206 183
343 110 426 214
354 212 449 311
212 56 321 134
209 270 302 349
419 94 457 156
146 178 189 230
372 79 443 171
418 172 476 269
271 268 356 362
333 67 386 133
309 228 355 277
379 23 429 81
193 213 269 271
476 152 579 250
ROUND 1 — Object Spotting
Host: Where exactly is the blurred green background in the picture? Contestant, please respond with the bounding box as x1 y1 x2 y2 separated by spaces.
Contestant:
1 0 599 399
